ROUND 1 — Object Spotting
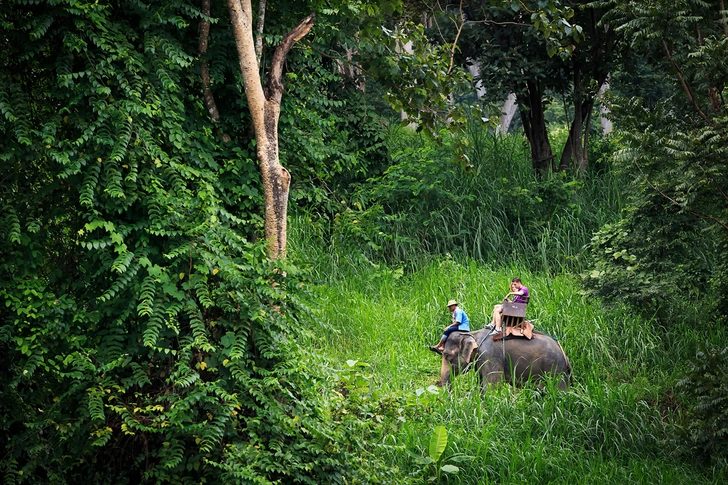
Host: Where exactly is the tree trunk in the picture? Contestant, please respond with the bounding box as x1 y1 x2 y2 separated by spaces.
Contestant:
467 61 486 99
518 80 553 174
559 47 610 173
227 0 314 259
599 78 612 135
559 63 586 172
499 92 517 135
559 94 598 173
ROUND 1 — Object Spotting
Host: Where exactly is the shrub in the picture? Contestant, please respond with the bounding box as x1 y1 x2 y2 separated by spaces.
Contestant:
677 344 728 467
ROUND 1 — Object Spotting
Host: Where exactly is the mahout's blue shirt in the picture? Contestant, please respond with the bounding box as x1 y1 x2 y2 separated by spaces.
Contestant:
452 307 470 331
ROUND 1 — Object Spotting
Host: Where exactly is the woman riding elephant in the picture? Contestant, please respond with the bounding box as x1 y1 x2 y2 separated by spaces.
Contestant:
438 328 571 391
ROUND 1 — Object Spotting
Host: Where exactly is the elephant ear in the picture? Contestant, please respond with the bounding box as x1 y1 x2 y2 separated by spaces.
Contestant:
459 335 478 365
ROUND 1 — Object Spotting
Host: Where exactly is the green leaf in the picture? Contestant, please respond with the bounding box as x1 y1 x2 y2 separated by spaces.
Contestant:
428 425 447 462
441 464 459 474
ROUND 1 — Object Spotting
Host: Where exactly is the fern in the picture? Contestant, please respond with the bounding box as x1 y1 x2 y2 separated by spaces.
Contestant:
98 258 140 302
137 273 157 317
143 312 164 348
2 205 21 244
187 306 214 352
160 438 186 469
87 388 106 422
110 250 135 273
80 162 102 208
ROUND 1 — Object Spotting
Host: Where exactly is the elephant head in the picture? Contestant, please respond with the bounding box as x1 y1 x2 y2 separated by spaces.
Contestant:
439 332 479 387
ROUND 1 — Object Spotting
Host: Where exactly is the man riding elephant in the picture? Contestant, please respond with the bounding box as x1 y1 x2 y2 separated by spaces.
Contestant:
429 299 470 354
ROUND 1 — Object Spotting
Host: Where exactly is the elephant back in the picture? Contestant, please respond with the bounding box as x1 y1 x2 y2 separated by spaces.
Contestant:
479 330 571 383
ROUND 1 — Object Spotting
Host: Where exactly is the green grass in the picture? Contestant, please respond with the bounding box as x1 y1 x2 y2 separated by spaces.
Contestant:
290 246 726 484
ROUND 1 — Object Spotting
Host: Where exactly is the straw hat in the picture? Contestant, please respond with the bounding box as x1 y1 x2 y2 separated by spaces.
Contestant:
446 299 458 307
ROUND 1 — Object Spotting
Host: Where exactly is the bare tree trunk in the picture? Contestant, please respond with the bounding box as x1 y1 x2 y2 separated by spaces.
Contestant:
559 94 597 173
254 0 266 63
599 78 612 135
467 61 486 99
559 47 611 173
559 64 585 172
227 0 315 259
582 101 593 171
499 92 517 135
518 80 553 174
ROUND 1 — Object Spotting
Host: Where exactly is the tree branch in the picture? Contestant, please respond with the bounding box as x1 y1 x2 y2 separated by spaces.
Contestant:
661 37 713 124
199 0 230 141
265 12 315 103
446 1 466 75
254 0 266 65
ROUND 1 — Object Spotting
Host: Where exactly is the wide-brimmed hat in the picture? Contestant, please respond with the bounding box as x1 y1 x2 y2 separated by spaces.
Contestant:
446 299 458 307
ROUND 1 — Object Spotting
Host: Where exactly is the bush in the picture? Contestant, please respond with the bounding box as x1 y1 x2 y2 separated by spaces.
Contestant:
677 344 728 467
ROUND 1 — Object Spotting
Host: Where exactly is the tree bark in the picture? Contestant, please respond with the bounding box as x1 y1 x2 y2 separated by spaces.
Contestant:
227 0 315 259
517 80 553 174
499 92 517 135
559 59 603 173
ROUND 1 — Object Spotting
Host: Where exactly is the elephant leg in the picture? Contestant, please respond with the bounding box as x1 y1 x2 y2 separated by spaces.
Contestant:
557 377 568 391
439 357 451 389
479 358 504 392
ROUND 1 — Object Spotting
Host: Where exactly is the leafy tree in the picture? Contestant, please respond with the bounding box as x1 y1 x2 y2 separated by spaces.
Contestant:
0 1 414 483
223 0 473 258
421 0 615 173
584 0 728 320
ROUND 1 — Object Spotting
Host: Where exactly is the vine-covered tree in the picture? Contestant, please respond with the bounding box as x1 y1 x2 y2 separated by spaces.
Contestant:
0 1 414 482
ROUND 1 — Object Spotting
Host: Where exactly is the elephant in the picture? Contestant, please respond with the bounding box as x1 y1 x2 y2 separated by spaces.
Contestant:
439 328 572 391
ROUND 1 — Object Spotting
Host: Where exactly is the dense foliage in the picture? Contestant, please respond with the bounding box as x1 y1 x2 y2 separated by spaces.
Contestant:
1 0 726 482
584 0 728 322
318 123 623 274
0 1 414 483
582 0 728 461
678 344 728 467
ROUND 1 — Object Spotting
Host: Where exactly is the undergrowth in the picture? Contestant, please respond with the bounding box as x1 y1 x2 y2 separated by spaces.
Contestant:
298 125 625 276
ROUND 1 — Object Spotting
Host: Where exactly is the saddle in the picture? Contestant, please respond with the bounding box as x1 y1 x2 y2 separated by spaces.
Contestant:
493 301 533 341
492 320 534 341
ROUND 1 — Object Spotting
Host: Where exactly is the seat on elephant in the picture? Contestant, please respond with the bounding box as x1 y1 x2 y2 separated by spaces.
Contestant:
494 301 533 340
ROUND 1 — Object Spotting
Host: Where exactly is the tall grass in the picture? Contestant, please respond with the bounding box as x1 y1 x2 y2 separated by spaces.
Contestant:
296 122 626 275
291 255 725 484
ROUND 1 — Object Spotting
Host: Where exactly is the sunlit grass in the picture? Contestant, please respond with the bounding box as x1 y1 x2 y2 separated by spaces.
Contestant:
288 244 725 484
